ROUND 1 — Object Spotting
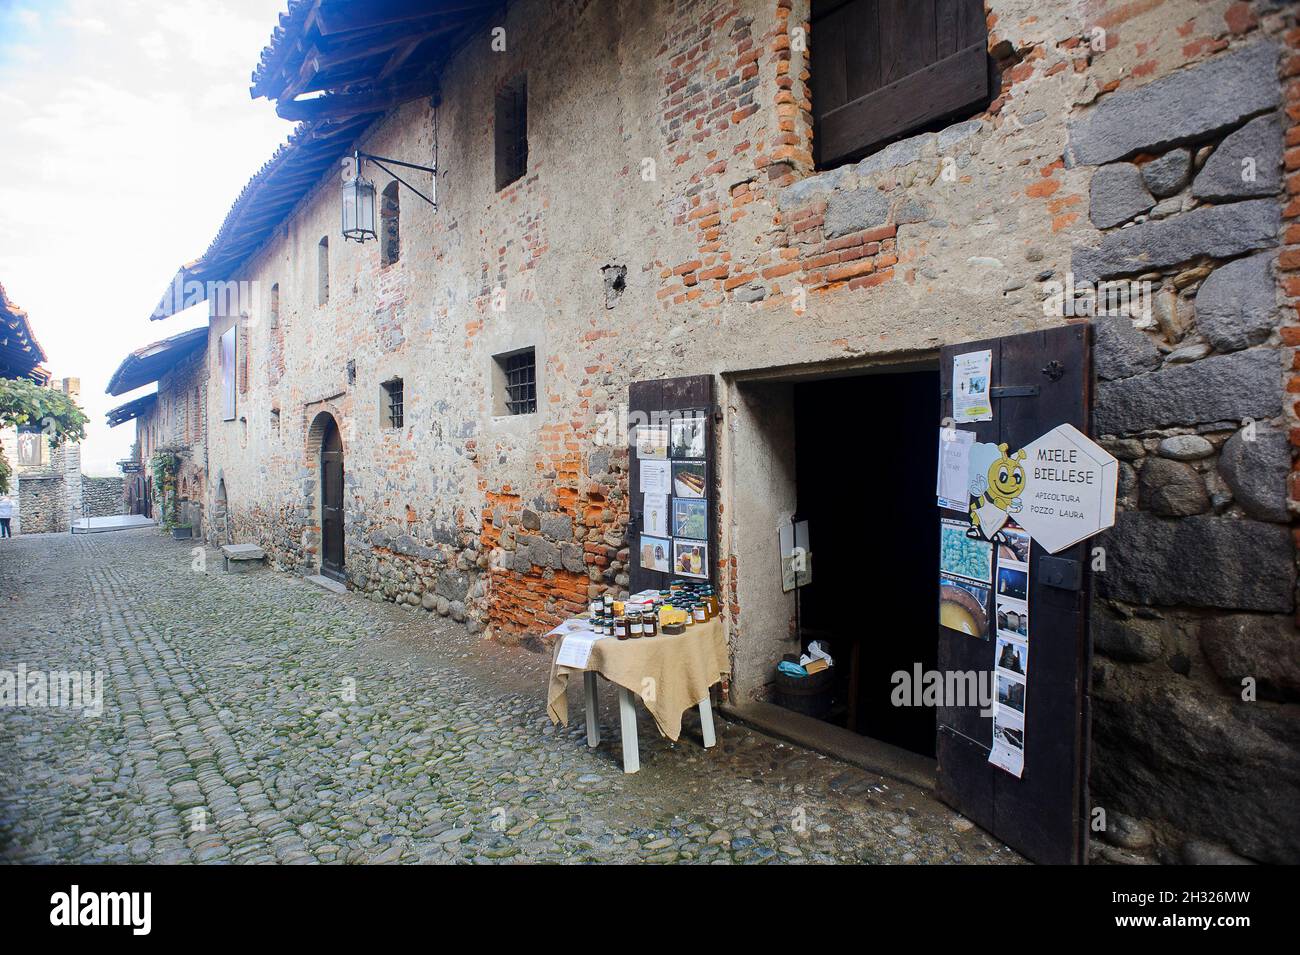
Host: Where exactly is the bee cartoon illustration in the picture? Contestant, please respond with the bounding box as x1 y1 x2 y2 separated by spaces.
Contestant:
969 443 1026 533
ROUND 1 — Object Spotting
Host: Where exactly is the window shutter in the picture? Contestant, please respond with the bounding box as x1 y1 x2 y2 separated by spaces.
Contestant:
812 0 989 168
220 327 236 421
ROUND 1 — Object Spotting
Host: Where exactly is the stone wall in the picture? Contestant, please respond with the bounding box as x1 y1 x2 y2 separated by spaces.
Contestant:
190 0 1298 861
16 473 66 534
1074 27 1298 864
82 476 126 518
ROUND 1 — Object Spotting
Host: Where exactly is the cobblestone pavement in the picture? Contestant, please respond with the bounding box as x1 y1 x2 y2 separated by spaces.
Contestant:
0 529 1019 864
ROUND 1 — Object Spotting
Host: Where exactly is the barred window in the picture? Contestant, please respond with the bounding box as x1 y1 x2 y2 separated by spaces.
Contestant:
382 378 404 429
494 74 528 191
494 348 536 416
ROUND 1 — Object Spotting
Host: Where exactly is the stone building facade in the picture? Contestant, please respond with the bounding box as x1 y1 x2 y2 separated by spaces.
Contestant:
148 0 1298 863
0 377 114 533
107 328 209 532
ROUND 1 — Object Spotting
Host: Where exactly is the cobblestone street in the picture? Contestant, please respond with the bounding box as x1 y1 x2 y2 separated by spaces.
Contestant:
0 529 1017 864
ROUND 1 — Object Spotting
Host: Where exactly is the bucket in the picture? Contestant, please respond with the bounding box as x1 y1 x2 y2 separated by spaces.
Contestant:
773 655 834 719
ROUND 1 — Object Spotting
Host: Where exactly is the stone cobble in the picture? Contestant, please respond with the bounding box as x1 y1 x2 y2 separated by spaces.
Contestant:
0 528 1018 864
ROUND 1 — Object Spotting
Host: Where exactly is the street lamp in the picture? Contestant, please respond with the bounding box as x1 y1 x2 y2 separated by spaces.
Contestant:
341 163 376 242
341 149 436 243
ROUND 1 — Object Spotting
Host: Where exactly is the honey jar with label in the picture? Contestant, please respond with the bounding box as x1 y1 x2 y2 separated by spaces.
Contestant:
614 616 628 640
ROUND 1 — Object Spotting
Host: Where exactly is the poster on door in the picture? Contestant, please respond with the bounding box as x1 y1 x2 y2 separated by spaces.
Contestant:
989 520 1030 778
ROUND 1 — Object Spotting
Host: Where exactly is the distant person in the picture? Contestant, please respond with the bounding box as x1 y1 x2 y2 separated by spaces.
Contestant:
0 495 13 538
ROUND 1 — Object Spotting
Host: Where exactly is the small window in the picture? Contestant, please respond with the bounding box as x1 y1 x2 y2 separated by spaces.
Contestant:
317 237 329 305
810 0 989 168
382 378 404 429
493 348 536 416
494 74 528 191
381 182 400 266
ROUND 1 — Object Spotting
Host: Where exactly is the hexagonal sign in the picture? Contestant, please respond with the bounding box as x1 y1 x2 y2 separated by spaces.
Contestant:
1014 423 1118 554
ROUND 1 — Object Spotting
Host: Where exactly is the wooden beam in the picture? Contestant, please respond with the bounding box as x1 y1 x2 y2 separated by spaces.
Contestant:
314 0 490 36
276 82 426 122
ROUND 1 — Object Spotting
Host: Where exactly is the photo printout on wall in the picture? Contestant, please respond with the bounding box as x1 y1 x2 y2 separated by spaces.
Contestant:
672 498 707 539
640 535 671 573
672 539 709 579
671 461 706 498
636 426 668 460
669 412 707 459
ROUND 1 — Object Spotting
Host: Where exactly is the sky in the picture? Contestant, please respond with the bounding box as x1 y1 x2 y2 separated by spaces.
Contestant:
0 0 292 475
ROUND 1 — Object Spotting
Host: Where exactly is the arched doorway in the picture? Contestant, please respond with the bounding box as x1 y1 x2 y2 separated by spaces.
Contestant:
319 416 345 581
214 478 230 544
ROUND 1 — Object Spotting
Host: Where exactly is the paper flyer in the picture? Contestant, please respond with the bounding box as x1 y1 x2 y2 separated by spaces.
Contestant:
639 458 670 495
953 349 993 423
643 492 668 537
937 427 974 510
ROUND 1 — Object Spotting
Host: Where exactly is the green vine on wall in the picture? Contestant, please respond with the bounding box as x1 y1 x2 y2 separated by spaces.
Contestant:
149 448 182 530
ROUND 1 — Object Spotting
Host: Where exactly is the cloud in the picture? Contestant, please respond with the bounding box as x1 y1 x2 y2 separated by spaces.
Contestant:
0 0 290 476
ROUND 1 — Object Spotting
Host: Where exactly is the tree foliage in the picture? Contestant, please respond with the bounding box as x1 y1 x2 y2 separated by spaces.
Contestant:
0 377 90 493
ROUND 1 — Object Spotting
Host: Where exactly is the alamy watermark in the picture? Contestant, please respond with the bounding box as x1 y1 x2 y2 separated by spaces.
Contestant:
891 663 995 717
0 665 103 718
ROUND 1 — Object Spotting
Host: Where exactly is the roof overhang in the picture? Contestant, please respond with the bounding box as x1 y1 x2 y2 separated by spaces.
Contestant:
106 393 159 427
251 0 495 121
0 281 51 382
148 1 496 325
106 327 208 396
150 118 376 320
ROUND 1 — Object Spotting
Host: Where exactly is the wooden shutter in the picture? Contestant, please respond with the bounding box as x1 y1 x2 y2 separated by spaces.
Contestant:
812 0 989 168
626 375 716 594
220 327 236 421
937 325 1093 865
494 74 527 190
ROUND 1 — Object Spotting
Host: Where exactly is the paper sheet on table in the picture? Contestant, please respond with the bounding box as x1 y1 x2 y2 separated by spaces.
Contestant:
937 427 974 510
554 631 604 669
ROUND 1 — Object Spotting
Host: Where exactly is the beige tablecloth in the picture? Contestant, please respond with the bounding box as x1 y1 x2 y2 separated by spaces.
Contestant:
547 617 728 742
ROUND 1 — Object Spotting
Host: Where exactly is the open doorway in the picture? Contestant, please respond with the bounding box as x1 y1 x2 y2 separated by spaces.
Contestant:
792 370 939 756
728 363 939 761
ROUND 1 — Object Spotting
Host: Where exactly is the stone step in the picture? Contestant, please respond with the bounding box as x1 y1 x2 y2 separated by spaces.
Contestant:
305 574 346 595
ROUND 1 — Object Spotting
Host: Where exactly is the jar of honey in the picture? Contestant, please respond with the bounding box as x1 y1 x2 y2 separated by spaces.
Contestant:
643 612 658 637
629 613 644 638
614 616 629 640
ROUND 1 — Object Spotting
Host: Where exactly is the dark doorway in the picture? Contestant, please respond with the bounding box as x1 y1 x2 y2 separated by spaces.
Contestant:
793 368 940 757
320 416 345 582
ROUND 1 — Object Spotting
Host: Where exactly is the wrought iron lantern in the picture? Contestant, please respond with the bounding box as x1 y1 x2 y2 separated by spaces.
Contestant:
341 157 377 243
340 149 436 243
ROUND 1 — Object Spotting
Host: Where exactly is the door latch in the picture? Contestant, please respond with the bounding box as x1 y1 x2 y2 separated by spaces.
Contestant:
1038 555 1082 591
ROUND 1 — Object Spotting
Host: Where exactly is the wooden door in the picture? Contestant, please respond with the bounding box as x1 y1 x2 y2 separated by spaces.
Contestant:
626 375 716 593
810 0 989 167
320 417 345 581
937 325 1092 865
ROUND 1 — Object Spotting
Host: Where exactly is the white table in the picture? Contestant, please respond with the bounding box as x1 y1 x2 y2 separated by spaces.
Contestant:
582 671 716 774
